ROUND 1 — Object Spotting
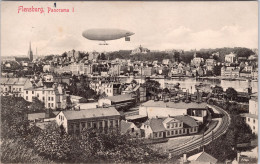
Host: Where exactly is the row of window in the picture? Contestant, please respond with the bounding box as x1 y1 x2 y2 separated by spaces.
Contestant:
69 120 119 131
248 118 256 124
154 127 198 138
25 90 54 94
166 122 182 129
4 88 22 91
59 115 64 121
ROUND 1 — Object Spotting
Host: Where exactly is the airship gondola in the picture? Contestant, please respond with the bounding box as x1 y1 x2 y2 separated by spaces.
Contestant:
82 28 134 45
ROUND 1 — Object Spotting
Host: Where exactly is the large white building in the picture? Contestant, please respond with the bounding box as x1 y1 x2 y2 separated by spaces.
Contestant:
24 82 67 110
243 95 258 134
225 52 237 63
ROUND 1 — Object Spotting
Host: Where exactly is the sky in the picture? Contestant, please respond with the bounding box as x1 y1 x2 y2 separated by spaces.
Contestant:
1 1 258 57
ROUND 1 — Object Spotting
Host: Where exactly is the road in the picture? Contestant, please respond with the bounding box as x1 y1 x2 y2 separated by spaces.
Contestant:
168 104 231 155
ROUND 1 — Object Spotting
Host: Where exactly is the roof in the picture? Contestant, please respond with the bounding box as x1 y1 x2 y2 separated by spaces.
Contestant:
121 120 135 134
173 115 198 127
240 113 258 119
0 78 29 85
141 100 207 109
147 118 166 132
28 113 46 121
125 115 147 120
188 151 217 164
106 94 134 103
62 107 120 120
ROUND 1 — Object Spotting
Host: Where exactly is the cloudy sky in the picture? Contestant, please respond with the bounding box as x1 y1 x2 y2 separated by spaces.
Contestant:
1 1 258 57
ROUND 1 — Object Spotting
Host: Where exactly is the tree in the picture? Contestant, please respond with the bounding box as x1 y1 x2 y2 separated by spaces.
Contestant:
100 53 107 60
225 87 238 101
29 97 45 113
212 85 224 95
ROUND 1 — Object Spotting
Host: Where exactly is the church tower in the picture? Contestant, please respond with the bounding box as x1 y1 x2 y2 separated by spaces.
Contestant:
28 42 33 61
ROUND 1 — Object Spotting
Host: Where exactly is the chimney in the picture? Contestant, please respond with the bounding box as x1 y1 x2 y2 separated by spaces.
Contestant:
237 152 240 162
183 154 187 163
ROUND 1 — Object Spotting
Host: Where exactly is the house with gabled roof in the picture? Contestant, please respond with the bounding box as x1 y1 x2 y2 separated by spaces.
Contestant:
140 115 199 139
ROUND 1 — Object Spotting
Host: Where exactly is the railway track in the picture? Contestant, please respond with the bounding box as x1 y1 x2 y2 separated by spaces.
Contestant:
169 105 231 155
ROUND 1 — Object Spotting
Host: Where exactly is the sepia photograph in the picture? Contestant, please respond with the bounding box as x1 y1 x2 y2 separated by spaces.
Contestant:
0 1 258 163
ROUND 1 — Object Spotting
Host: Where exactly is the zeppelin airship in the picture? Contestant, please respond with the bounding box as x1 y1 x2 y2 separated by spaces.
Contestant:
82 28 134 45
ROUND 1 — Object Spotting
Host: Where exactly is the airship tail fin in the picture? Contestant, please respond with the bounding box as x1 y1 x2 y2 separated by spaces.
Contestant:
125 37 130 41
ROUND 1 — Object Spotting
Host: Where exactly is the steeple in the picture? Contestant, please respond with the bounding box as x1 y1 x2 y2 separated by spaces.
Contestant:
28 41 33 61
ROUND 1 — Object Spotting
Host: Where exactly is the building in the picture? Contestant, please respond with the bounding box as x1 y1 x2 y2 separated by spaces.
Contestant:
43 65 55 73
131 45 150 54
98 94 135 109
121 120 140 137
140 115 199 139
191 53 204 67
251 69 258 79
89 81 122 96
205 58 216 71
221 66 240 78
139 100 208 122
242 95 258 134
225 52 237 63
181 151 218 164
55 107 121 135
0 78 33 97
122 83 147 103
24 82 67 110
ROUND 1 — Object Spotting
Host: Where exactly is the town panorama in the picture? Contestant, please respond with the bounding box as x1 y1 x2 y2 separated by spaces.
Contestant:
1 44 258 163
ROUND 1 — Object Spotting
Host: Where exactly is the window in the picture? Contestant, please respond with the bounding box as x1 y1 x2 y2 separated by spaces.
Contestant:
26 91 28 94
99 122 103 128
154 133 157 138
32 91 34 94
171 131 174 135
19 88 21 91
167 131 170 135
93 122 97 129
176 130 178 135
179 129 182 134
132 128 134 133
253 126 255 130
26 96 28 100
167 124 170 129
110 120 113 127
37 93 39 97
51 103 54 107
43 97 45 101
115 120 119 127
253 119 255 124
159 132 162 137
183 129 186 133
51 97 54 101
190 128 193 132
248 118 250 121
48 97 50 101
179 123 181 127
87 122 91 128
81 122 85 130
104 121 108 127
48 103 50 107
